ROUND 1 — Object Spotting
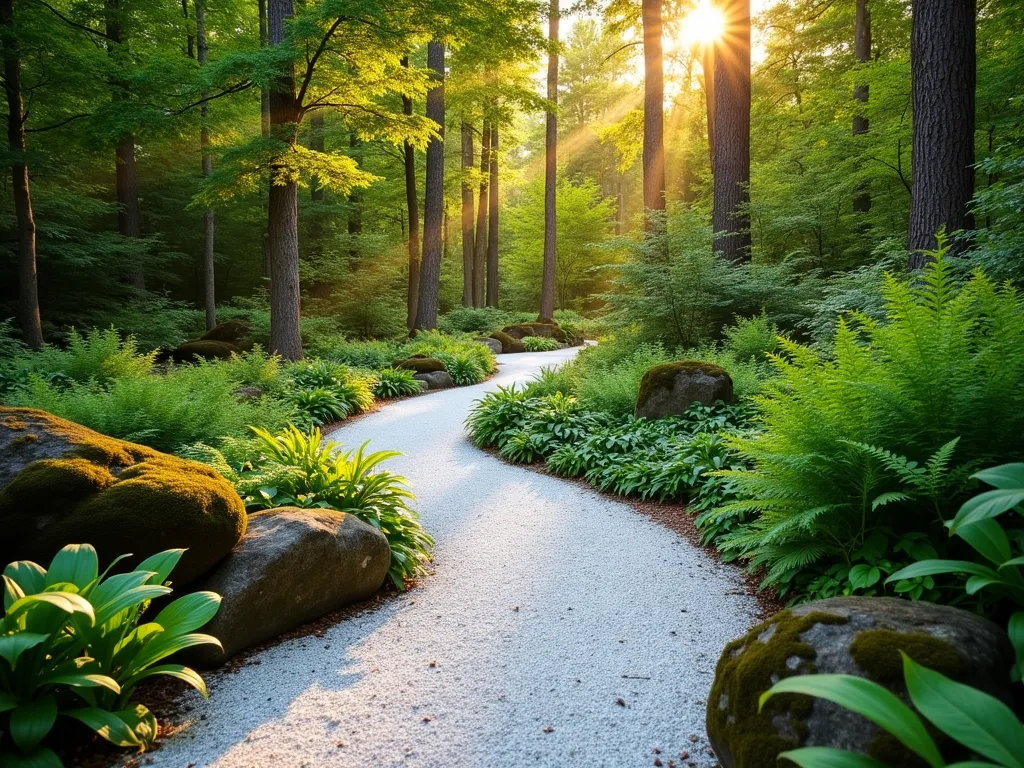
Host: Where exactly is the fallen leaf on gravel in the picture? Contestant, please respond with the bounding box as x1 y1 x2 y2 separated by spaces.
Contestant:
429 660 437 667
616 698 626 707
688 735 697 743
336 742 344 748
654 759 663 767
679 752 688 760
543 726 554 733
423 717 432 723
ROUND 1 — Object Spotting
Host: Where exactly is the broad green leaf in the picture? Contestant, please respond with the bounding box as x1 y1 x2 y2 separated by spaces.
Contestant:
964 575 1007 595
5 591 95 624
903 654 1024 768
1000 556 1024 569
849 564 881 589
0 692 18 713
64 707 141 748
121 664 208 698
972 463 1024 490
153 591 222 636
955 520 1012 565
779 747 890 768
88 571 156 615
41 673 120 694
44 545 98 590
886 560 1001 583
3 561 46 596
1009 611 1024 663
135 549 185 586
951 489 1024 532
93 584 171 626
760 674 943 768
10 696 57 751
0 633 48 666
125 632 222 673
0 746 63 768
3 573 26 611
116 704 158 750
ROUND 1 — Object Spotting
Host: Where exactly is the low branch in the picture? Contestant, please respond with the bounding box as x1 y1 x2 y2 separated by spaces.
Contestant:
296 16 348 108
31 0 114 41
602 40 641 64
25 112 91 132
167 81 253 115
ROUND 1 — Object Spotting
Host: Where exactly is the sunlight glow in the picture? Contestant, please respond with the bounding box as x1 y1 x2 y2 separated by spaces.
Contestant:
681 0 726 46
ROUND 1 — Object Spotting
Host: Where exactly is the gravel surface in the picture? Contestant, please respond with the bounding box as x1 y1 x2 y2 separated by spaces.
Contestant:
142 348 757 768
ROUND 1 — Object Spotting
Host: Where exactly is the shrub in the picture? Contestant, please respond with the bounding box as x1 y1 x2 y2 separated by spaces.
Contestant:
437 306 516 335
323 339 405 369
220 345 285 394
721 312 780 362
22 327 155 386
713 242 1024 596
403 331 497 376
435 351 485 386
1 544 219 765
285 386 348 426
373 367 421 398
522 336 561 352
523 365 576 397
574 342 675 416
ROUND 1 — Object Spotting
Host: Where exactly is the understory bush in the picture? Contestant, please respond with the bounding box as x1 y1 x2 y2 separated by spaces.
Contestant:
372 367 421 398
14 327 155 387
522 336 561 352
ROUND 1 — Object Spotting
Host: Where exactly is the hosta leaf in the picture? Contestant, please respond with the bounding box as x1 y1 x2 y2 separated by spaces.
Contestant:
778 747 890 768
950 489 1024 532
971 463 1024 490
44 545 98 590
0 746 63 768
41 672 120 694
122 664 209 698
10 696 57 751
94 584 172 626
955 520 1012 565
0 632 48 666
153 592 222 636
886 560 1001 583
3 561 46 597
116 704 158 750
135 549 186 585
65 707 142 748
6 591 95 624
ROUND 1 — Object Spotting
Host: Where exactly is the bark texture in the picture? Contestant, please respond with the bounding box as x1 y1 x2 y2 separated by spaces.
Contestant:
853 0 871 214
486 124 499 308
414 41 445 331
641 0 665 227
402 57 420 334
711 0 751 262
1 0 41 348
473 120 489 307
460 122 474 307
907 0 976 265
197 0 216 330
540 0 558 321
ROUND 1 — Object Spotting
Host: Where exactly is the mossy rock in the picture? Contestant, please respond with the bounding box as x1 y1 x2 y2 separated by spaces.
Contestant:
490 331 526 354
0 407 246 586
170 339 242 363
707 597 1016 768
200 319 251 346
500 322 568 343
635 361 734 420
391 356 446 374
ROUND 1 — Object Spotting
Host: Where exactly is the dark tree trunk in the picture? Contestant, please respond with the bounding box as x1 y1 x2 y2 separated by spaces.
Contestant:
540 0 558 321
641 0 665 227
267 0 302 359
473 120 489 307
347 132 362 260
712 0 751 261
460 121 474 307
309 113 325 202
486 124 499 308
907 0 976 266
414 41 445 332
258 0 270 138
1 0 41 348
196 0 215 330
853 0 871 214
703 46 715 168
402 57 420 334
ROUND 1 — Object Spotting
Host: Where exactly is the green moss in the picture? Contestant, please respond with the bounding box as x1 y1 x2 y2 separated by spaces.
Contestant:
707 610 849 768
392 357 446 373
201 319 250 345
636 361 731 408
490 331 525 354
11 434 39 448
2 416 28 430
171 339 242 362
501 322 568 342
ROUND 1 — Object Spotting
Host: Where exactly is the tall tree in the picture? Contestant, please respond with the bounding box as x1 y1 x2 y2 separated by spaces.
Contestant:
853 0 871 214
907 0 976 265
473 119 489 306
196 0 215 330
711 0 751 261
414 40 446 331
641 0 665 227
1 0 42 348
486 123 499 307
347 132 362 259
460 121 475 306
402 56 420 334
539 0 558 321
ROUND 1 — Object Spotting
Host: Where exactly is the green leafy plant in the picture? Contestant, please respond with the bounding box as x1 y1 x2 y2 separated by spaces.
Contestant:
522 336 560 352
373 367 421 398
285 386 348 426
760 653 1024 768
12 327 155 388
435 352 486 386
1 544 220 766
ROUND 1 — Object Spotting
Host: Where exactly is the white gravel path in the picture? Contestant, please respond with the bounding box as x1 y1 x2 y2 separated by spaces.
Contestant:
145 348 757 768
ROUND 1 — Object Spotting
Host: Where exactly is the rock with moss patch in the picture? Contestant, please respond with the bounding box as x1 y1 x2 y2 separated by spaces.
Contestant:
170 339 242 363
0 407 246 585
707 597 1015 768
190 507 390 666
392 356 447 374
200 319 251 347
635 361 734 419
414 371 455 390
490 331 525 354
501 322 567 342
475 337 504 355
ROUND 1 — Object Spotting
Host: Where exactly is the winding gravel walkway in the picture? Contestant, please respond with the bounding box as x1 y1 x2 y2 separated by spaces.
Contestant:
146 348 757 768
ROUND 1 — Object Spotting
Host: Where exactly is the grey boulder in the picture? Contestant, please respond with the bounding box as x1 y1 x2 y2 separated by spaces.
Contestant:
191 507 390 666
414 370 455 390
475 337 503 355
707 597 1015 768
635 361 735 419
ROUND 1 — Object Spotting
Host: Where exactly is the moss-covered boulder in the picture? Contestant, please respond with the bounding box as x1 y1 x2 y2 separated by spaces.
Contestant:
635 361 734 419
170 339 242 363
501 321 567 342
490 330 526 354
200 318 251 347
707 597 1015 768
475 337 504 355
0 407 246 586
391 356 447 374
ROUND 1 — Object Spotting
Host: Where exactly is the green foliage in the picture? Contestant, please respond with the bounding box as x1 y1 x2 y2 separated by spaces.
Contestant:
1 544 219 766
323 339 406 370
219 346 286 394
285 387 348 427
437 307 519 335
722 312 780 363
404 331 496 383
20 328 155 387
372 367 421 398
762 654 1024 768
522 336 561 352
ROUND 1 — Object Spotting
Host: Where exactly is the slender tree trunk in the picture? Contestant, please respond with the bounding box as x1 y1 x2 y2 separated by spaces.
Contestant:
703 46 715 168
641 0 665 228
616 179 623 235
258 0 270 277
414 41 445 332
907 0 975 265
712 0 751 261
402 57 420 334
853 0 871 214
540 0 558 321
1 0 41 348
347 131 362 260
267 0 302 359
460 121 475 307
486 124 499 308
473 120 489 307
196 0 216 330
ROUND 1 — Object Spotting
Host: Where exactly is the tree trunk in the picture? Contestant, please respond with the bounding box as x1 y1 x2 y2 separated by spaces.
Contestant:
703 45 715 168
267 0 302 359
641 0 665 228
460 121 474 307
486 124 499 308
711 0 751 262
1 0 41 348
473 120 489 307
258 0 270 137
414 41 445 332
402 57 420 334
907 0 975 266
853 0 871 214
540 0 558 321
347 132 362 260
196 0 215 331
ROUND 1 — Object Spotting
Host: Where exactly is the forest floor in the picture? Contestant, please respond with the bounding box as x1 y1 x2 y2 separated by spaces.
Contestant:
134 347 758 768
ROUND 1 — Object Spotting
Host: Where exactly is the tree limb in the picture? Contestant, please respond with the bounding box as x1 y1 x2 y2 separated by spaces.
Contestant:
30 0 114 41
25 112 91 132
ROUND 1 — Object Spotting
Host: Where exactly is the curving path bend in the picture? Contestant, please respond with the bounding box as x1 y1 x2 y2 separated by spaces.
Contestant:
143 348 757 768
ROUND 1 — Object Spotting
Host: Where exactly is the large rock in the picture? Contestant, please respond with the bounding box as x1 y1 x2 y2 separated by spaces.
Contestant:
634 361 735 419
501 322 567 342
414 371 455 390
191 507 390 665
170 339 242 363
200 318 251 347
0 407 246 586
707 597 1016 768
490 331 525 354
392 355 447 374
475 337 504 355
